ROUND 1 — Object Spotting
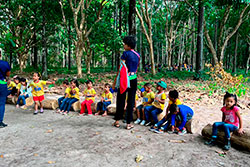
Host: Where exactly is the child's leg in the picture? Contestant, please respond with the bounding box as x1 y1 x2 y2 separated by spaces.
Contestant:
95 101 102 115
62 99 70 112
102 101 111 116
66 98 78 113
59 98 68 111
16 96 23 106
80 100 87 114
144 105 154 122
86 100 94 115
141 107 145 120
58 97 64 108
211 122 225 138
151 108 162 124
223 123 238 139
40 101 43 113
155 116 167 128
34 101 39 114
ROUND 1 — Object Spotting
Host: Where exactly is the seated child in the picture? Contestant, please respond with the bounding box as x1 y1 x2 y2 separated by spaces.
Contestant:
80 80 96 116
61 79 79 115
167 104 193 135
150 90 182 133
144 81 167 126
95 83 112 116
29 72 55 115
16 78 32 109
134 83 155 125
7 78 17 97
57 80 71 113
13 76 21 96
205 92 243 150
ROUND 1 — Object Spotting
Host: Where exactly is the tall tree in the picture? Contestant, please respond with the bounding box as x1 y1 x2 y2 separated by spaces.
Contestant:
128 0 136 36
42 0 48 79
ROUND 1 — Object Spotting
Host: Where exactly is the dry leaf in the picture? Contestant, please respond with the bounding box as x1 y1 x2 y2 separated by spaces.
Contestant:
168 140 186 143
34 153 38 156
0 155 3 158
135 155 143 163
48 161 56 164
46 129 53 133
136 136 141 138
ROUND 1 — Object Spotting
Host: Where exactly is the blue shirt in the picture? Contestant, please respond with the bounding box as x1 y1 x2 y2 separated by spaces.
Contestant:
0 60 11 80
121 50 140 73
171 105 194 130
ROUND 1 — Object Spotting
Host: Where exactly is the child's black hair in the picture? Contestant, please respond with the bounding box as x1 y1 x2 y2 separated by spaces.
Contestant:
71 79 79 87
20 78 27 83
105 83 111 88
169 90 179 99
223 92 237 109
63 79 69 85
144 82 152 88
169 104 178 114
86 80 93 85
13 76 20 81
123 36 136 49
34 72 41 79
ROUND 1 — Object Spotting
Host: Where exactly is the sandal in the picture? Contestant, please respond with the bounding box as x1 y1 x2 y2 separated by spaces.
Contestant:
126 124 134 130
102 112 107 117
112 121 120 128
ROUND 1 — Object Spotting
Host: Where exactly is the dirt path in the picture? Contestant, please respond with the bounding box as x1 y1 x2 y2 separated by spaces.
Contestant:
1 104 250 167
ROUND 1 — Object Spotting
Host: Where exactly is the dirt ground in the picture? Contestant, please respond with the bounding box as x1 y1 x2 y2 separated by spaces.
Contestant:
1 102 250 167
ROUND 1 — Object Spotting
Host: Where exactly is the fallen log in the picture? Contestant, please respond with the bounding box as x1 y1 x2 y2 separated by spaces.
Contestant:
6 97 34 106
202 124 250 152
40 99 58 110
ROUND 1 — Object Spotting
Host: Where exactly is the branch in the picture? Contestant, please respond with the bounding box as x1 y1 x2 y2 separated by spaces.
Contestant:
58 0 68 28
135 7 150 43
184 0 198 16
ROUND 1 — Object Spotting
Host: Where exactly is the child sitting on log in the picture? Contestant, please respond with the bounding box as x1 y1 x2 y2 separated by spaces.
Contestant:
57 80 71 113
150 90 182 133
144 81 167 126
29 72 55 115
16 78 32 109
80 80 96 116
95 83 112 116
166 104 193 135
7 78 17 97
134 83 155 126
13 76 21 96
61 79 79 115
205 92 243 150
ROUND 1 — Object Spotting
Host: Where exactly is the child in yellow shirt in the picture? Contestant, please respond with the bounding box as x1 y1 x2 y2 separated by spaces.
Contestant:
61 79 79 115
144 81 167 126
80 80 96 116
7 79 17 97
57 80 71 113
29 72 55 115
95 83 112 116
134 83 155 125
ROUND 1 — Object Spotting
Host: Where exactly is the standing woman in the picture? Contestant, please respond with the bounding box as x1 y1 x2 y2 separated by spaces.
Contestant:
112 36 140 130
0 51 11 128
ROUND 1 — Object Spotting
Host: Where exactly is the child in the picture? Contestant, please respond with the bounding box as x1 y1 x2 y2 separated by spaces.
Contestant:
150 90 182 133
13 76 21 96
166 104 193 135
80 80 96 116
95 83 112 116
29 72 55 115
144 81 167 126
57 80 71 113
16 78 32 109
205 92 243 150
7 78 17 97
61 79 79 115
134 83 155 125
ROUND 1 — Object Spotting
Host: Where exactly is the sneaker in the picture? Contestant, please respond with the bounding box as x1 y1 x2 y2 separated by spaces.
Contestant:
167 130 175 134
223 139 231 150
63 112 68 115
123 119 127 123
134 118 141 124
0 122 8 128
88 114 93 117
16 104 19 108
33 111 38 115
145 122 151 126
154 129 164 134
40 109 44 113
140 120 146 126
149 126 157 132
205 138 217 146
178 128 187 135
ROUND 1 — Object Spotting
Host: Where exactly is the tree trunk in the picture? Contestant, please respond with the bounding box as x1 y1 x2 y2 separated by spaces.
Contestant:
75 37 84 78
68 18 71 70
195 0 204 77
42 0 48 79
33 27 38 69
246 44 250 74
213 19 218 66
232 32 239 73
128 0 136 36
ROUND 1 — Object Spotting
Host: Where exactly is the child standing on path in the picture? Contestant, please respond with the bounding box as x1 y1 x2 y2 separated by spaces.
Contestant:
134 83 155 125
205 92 243 150
144 81 167 126
80 80 96 116
95 83 112 116
29 72 55 115
57 80 71 113
61 79 79 115
16 78 32 109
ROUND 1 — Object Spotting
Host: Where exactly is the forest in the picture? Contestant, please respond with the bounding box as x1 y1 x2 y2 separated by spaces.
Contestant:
0 0 249 79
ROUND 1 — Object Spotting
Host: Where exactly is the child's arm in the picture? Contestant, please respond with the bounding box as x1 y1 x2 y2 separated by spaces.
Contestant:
235 110 244 134
171 114 177 131
222 113 225 122
46 81 55 85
